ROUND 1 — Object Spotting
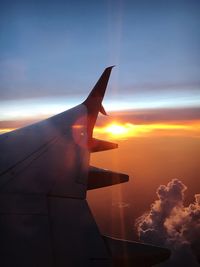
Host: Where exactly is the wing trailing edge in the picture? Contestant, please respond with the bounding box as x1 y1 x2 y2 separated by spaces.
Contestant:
103 236 171 267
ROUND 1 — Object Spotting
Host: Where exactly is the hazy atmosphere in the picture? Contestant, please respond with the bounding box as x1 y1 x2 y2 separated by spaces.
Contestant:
1 0 200 266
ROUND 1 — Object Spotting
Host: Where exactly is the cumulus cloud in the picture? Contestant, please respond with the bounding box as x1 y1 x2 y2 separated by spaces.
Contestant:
135 179 200 266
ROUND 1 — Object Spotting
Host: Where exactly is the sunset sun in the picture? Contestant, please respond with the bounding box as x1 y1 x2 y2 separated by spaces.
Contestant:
94 122 136 139
104 123 130 136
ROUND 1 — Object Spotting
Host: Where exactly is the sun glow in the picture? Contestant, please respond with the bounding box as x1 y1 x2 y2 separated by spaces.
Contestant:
1 121 200 139
94 121 199 140
0 128 15 134
94 122 137 139
104 123 131 136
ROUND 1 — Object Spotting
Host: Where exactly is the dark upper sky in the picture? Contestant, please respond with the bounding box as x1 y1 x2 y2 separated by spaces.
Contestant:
0 0 200 120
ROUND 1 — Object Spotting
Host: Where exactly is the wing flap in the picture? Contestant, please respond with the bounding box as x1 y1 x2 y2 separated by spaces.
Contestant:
89 138 118 153
88 166 129 190
103 236 171 267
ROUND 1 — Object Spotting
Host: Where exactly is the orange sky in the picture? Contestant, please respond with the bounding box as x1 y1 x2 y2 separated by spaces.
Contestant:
88 111 200 239
0 108 200 239
89 132 200 239
94 120 200 139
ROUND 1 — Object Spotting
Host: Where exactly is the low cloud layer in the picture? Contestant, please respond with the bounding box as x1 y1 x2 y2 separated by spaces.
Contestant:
136 179 200 266
108 108 200 125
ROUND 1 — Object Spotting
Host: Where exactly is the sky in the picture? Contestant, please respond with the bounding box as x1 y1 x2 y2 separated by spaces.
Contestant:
1 0 200 265
0 0 200 123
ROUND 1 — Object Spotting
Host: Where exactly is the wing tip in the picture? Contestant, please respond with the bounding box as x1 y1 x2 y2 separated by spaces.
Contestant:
106 65 115 70
82 66 114 135
83 65 115 109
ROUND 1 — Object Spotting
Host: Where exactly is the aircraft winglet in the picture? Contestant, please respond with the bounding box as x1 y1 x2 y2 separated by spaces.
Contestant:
84 66 115 101
83 66 114 137
83 66 114 115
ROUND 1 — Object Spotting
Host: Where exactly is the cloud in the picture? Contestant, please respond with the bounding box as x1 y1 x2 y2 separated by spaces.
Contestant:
124 81 200 93
108 108 200 124
135 179 200 266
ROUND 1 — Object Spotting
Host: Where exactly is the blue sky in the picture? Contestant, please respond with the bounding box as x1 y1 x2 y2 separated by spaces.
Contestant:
0 0 200 120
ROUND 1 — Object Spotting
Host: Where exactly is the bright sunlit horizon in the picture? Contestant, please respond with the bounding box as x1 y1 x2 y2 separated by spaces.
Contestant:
0 90 200 122
2 119 200 139
94 121 200 140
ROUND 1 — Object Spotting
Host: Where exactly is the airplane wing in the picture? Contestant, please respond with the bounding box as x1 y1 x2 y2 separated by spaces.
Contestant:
0 67 170 266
